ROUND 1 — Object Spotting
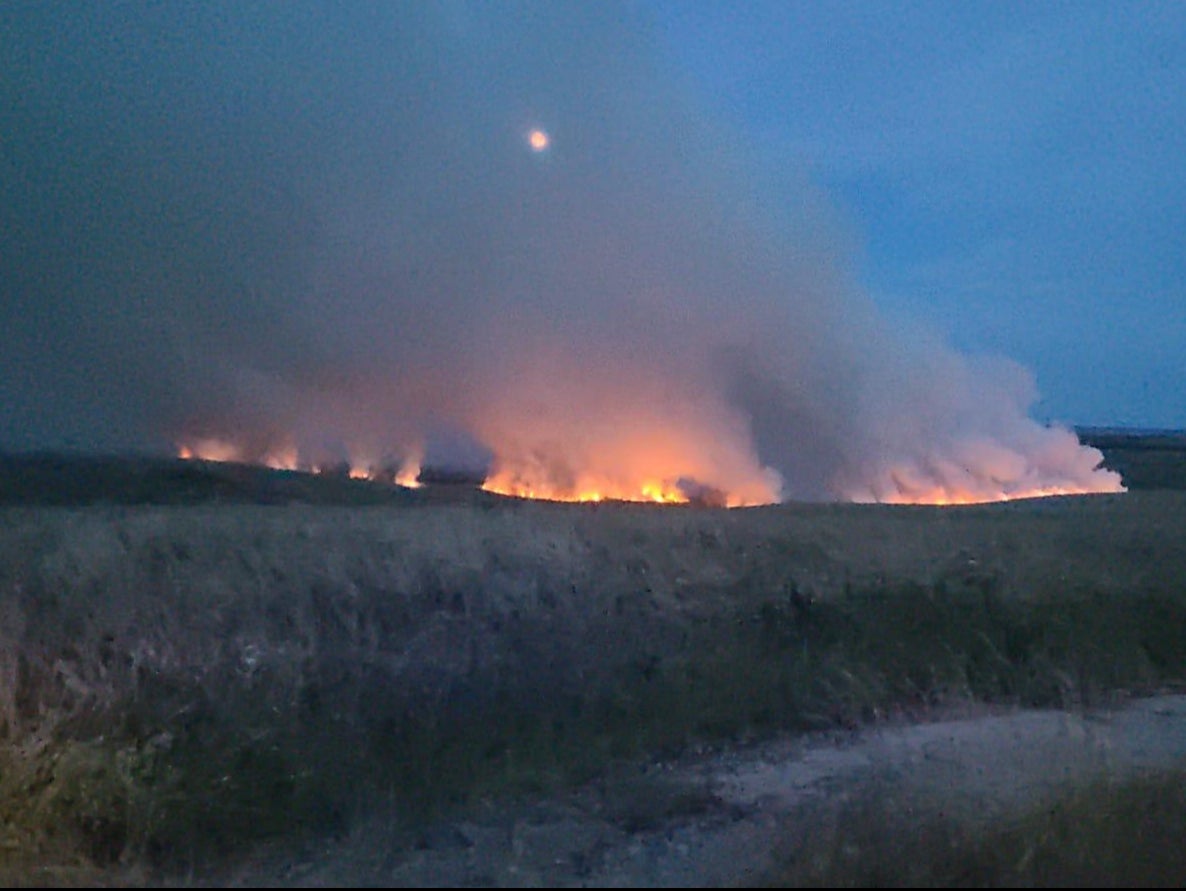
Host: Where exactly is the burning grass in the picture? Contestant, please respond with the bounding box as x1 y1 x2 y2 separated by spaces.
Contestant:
170 415 1128 508
0 449 1183 882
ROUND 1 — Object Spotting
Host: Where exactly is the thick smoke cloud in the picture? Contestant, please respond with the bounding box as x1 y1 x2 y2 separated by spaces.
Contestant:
0 1 1120 502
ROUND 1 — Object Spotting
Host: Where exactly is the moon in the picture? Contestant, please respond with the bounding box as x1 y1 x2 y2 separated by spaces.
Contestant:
527 128 550 152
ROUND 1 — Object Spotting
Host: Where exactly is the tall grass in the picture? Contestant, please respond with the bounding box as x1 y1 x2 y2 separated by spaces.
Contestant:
0 492 1184 879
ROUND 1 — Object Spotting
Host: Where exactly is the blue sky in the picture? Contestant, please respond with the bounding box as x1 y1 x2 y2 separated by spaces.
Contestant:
651 0 1185 428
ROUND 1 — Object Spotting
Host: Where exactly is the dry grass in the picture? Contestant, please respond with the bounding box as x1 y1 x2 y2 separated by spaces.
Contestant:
0 453 1184 881
762 766 1186 887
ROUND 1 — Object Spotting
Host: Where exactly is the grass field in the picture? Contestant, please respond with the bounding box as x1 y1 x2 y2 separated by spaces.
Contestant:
0 431 1183 884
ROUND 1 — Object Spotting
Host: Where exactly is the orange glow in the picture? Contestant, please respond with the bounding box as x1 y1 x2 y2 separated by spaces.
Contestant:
174 422 1121 507
841 445 1125 504
481 473 694 505
175 439 424 490
527 128 549 151
477 433 777 507
261 445 299 472
856 485 1094 506
176 437 241 463
394 458 422 489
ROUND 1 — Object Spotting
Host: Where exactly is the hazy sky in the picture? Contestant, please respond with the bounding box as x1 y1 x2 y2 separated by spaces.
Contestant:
653 0 1186 429
0 1 1170 500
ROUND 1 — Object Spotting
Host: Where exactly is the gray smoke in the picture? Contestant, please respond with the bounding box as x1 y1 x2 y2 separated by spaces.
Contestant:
0 1 1121 501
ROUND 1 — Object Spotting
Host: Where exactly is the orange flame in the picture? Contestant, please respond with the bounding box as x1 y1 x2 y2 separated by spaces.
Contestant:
839 433 1125 504
481 473 694 505
394 459 423 489
174 438 423 489
173 425 1122 507
472 422 781 507
853 483 1103 506
177 437 240 464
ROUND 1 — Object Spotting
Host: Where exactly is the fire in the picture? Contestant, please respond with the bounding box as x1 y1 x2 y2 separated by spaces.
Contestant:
393 456 422 489
173 421 1122 508
172 434 775 506
177 437 240 464
470 414 782 506
840 433 1125 505
855 484 1102 506
261 445 299 472
481 473 697 505
175 436 302 471
174 438 424 489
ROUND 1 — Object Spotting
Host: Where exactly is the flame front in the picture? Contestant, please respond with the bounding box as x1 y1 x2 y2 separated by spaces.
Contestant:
172 421 1124 508
174 436 425 489
173 419 783 507
172 390 1122 508
482 472 716 506
839 430 1125 504
481 474 684 504
172 424 1122 507
479 458 775 507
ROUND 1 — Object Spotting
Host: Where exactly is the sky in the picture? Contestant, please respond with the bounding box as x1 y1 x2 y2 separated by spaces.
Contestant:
0 1 1174 502
652 0 1186 430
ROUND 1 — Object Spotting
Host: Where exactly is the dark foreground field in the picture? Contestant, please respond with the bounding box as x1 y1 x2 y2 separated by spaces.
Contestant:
0 431 1184 886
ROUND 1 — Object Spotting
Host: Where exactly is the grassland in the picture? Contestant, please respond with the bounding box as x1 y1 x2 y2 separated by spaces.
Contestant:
0 434 1183 885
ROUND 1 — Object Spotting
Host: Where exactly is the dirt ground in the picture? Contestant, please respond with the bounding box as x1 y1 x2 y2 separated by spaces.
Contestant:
215 693 1186 887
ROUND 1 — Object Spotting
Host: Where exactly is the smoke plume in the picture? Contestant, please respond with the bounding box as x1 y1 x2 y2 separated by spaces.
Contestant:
0 2 1122 502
